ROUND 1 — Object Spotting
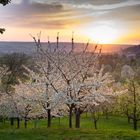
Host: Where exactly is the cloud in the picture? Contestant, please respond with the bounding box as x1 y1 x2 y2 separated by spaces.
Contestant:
66 0 140 23
70 0 140 10
0 0 68 29
1 0 140 30
96 4 140 22
9 1 63 15
36 0 129 5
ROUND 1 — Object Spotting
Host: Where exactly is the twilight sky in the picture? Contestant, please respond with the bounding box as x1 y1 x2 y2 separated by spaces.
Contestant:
0 0 140 44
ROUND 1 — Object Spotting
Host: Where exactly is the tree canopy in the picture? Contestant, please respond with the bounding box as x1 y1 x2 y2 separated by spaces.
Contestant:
0 0 11 5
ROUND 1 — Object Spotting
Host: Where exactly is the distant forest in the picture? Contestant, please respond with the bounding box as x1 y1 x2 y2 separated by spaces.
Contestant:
124 44 140 55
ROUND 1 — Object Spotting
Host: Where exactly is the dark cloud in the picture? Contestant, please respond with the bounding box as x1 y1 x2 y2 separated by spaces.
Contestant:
87 0 129 5
91 0 128 5
0 0 68 29
40 0 129 5
8 1 63 16
1 0 140 30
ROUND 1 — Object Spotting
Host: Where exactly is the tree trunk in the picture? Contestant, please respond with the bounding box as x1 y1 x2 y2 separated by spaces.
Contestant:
127 116 130 123
94 120 97 129
105 111 109 120
92 113 99 130
34 119 38 128
86 112 88 118
24 117 27 128
75 108 80 128
47 109 51 128
133 119 137 131
3 118 5 124
17 117 20 129
10 118 14 126
0 117 3 122
58 117 60 125
132 81 137 131
69 107 73 128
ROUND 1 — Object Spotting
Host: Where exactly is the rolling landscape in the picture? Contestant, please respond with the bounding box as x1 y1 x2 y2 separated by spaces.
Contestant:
0 42 134 54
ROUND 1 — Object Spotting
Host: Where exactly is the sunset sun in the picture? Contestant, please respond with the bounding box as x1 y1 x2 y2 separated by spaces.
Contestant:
81 25 120 44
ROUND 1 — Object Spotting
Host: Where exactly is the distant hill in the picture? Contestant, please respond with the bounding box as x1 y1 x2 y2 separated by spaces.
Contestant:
0 42 133 54
123 44 140 55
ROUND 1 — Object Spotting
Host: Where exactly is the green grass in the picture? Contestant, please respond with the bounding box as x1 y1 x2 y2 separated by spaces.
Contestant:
0 115 140 140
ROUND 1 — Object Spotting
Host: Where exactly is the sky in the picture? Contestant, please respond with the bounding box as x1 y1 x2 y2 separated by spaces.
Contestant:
0 0 140 44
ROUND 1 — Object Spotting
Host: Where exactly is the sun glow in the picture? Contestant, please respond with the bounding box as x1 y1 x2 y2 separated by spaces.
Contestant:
81 25 120 44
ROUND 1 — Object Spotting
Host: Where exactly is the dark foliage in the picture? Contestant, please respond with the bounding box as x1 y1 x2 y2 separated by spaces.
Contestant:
124 45 140 55
0 0 11 5
0 28 5 34
0 53 30 93
0 0 11 34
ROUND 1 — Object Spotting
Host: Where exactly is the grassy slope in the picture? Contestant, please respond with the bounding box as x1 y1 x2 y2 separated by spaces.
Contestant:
0 116 140 140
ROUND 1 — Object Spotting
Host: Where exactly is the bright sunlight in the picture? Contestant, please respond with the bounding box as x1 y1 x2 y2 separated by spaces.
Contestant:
81 25 120 44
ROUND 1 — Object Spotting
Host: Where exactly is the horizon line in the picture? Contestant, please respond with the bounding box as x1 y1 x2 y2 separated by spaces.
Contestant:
0 41 138 46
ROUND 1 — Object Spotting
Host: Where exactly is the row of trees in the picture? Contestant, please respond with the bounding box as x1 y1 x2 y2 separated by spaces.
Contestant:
1 0 140 131
0 0 122 130
0 35 129 130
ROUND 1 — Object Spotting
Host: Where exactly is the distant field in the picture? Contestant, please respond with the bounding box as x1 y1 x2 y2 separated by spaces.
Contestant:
0 116 140 140
0 42 132 54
